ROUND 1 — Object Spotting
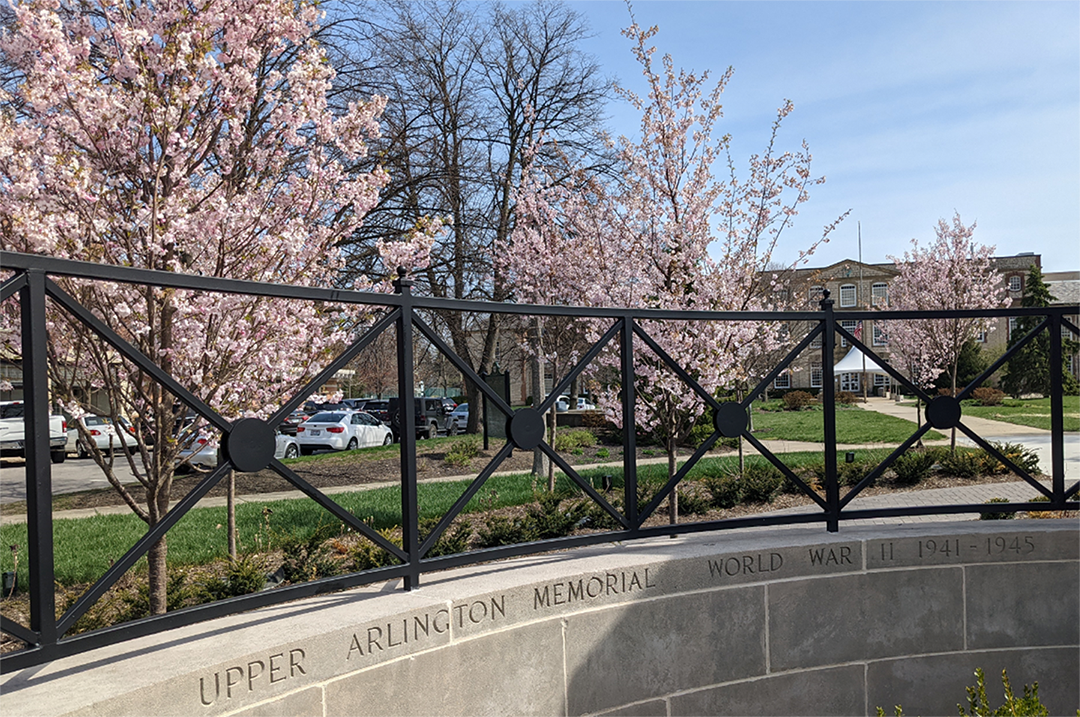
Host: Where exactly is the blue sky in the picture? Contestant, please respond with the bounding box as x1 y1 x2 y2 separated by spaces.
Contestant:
565 1 1080 272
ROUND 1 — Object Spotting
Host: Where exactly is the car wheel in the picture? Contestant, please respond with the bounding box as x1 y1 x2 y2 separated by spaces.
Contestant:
347 437 358 451
428 422 438 440
50 449 66 464
447 421 458 436
284 444 299 459
382 433 392 446
77 441 88 459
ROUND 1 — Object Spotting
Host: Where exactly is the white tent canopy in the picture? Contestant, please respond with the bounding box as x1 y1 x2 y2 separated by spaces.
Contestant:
833 346 890 375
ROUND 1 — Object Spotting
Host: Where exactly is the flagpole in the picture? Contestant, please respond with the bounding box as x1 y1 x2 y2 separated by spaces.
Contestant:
859 222 867 403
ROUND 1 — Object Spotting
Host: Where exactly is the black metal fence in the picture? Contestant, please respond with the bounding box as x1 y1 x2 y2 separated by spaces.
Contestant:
1 250 1077 672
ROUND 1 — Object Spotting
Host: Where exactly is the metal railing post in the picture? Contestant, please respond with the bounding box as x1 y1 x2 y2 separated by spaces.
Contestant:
393 270 420 589
820 292 839 532
21 269 57 644
620 316 638 527
1048 311 1065 506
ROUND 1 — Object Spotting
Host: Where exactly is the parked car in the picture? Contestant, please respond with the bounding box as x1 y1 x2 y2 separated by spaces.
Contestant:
66 414 135 458
555 396 597 412
295 410 392 455
177 427 302 471
359 399 390 425
0 400 68 463
388 397 453 441
447 403 469 435
278 411 308 436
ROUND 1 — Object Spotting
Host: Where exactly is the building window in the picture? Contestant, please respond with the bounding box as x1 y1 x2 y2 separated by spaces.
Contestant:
774 372 791 389
840 284 856 308
874 374 890 387
840 319 858 347
809 286 825 305
1008 275 1022 293
872 323 887 346
810 363 823 388
871 282 888 306
976 329 987 343
1008 317 1017 340
839 373 860 392
1063 322 1076 341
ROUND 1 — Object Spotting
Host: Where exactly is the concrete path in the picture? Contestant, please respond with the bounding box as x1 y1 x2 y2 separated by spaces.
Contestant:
857 396 1080 476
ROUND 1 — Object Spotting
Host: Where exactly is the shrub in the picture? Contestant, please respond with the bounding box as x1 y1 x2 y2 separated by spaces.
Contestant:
196 554 267 601
473 493 585 549
892 450 936 485
351 527 403 570
838 459 874 487
939 449 982 479
445 437 481 468
971 387 1005 406
979 497 1015 520
580 411 611 429
420 517 472 558
677 485 712 515
783 391 814 411
703 473 742 509
553 428 597 451
740 463 783 503
275 522 343 583
980 441 1040 475
836 391 857 405
879 668 1050 717
595 447 610 459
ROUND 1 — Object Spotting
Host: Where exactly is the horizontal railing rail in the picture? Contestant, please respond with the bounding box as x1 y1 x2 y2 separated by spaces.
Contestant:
1 250 1076 672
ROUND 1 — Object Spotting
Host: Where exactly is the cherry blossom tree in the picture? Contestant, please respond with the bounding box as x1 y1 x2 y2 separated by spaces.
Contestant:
0 0 435 613
504 18 844 522
886 214 1006 448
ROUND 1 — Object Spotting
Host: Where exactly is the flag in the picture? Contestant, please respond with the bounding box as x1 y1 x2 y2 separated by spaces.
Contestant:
853 321 863 341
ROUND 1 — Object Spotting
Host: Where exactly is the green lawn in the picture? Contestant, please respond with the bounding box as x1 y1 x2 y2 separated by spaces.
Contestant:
751 405 944 444
0 449 889 587
960 396 1080 433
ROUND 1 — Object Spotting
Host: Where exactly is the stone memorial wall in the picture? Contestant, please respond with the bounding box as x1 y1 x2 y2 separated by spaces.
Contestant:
1 521 1076 716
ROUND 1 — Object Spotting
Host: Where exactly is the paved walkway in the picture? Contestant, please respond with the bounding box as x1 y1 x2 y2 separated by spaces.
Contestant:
2 398 1074 527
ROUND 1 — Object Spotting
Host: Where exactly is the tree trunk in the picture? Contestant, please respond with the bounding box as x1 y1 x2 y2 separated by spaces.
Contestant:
227 469 237 561
949 364 959 451
667 438 678 526
529 319 549 480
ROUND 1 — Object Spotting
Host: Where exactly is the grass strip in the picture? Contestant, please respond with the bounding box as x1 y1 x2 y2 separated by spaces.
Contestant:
1 450 896 586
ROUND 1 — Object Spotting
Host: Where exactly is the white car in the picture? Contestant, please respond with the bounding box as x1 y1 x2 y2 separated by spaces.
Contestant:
67 415 135 458
178 428 301 471
555 396 597 412
295 410 392 455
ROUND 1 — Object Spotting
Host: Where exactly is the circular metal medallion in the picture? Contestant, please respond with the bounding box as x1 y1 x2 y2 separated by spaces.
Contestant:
714 401 749 438
508 409 546 450
224 418 277 473
925 396 962 430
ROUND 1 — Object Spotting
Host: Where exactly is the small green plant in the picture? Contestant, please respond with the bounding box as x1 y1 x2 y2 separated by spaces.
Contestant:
981 441 1040 476
879 668 1051 717
676 485 712 515
275 521 342 583
571 447 584 456
351 527 403 570
196 554 268 601
892 450 936 485
420 517 473 558
596 447 610 459
703 473 742 509
979 497 1016 520
553 429 597 451
740 463 783 504
940 449 982 479
445 437 481 468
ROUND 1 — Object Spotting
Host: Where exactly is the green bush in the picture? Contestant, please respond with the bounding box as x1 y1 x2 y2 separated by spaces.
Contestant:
981 441 1040 475
553 429 597 451
473 493 585 549
596 447 610 459
676 485 712 515
979 497 1016 521
703 473 742 509
892 450 936 485
445 437 481 468
838 459 873 487
351 527 403 570
783 391 814 411
878 668 1051 717
836 391 857 405
420 517 472 558
939 449 982 479
740 463 783 504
